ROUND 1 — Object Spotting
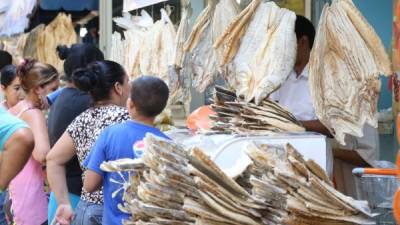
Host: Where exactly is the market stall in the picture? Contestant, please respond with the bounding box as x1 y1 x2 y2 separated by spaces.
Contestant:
99 0 395 224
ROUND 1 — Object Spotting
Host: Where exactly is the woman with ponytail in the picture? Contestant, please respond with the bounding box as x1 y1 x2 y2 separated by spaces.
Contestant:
8 59 59 225
46 44 104 223
47 60 130 225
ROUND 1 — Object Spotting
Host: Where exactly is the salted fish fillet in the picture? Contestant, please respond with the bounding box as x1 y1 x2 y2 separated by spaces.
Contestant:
198 191 260 225
215 1 297 104
169 0 191 106
173 0 191 68
338 0 392 75
140 9 176 86
309 0 391 145
37 13 77 71
184 0 240 92
286 197 375 224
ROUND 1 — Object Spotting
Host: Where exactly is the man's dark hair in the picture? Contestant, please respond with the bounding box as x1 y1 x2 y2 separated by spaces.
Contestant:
295 15 316 48
130 76 169 118
0 50 12 70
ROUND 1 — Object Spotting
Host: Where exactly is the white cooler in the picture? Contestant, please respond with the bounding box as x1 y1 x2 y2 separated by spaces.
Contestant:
166 130 333 178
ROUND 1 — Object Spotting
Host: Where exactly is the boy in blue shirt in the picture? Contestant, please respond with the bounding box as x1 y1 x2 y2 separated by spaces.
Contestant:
83 76 169 225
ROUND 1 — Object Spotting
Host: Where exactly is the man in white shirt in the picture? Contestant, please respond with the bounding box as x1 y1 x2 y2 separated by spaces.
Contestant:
272 15 379 197
271 15 330 136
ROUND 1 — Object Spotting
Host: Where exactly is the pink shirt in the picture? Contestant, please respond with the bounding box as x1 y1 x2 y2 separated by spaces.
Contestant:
9 156 48 225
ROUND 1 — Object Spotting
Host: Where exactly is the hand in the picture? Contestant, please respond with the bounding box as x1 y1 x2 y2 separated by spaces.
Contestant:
54 204 74 225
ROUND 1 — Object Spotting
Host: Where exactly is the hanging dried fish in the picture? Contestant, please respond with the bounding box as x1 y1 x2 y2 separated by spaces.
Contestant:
37 13 77 71
309 0 392 145
184 0 240 92
140 9 176 85
169 0 193 111
215 1 297 104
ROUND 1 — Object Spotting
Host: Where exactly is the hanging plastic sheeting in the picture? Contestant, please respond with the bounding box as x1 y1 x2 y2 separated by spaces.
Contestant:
0 0 12 13
0 0 36 36
113 11 154 30
123 0 168 12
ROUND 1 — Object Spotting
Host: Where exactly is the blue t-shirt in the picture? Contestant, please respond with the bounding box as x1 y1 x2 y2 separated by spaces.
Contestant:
0 107 28 151
84 120 169 225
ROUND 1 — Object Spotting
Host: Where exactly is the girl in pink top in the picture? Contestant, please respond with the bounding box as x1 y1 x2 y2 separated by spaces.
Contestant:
9 59 59 225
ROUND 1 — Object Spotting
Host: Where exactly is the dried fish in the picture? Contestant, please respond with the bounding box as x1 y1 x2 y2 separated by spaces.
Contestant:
184 0 240 92
190 147 250 198
103 134 374 225
208 86 305 134
309 0 392 145
198 191 260 225
215 1 297 104
37 13 77 71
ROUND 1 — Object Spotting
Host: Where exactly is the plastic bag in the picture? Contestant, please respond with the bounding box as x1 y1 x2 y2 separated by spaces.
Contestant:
186 106 216 132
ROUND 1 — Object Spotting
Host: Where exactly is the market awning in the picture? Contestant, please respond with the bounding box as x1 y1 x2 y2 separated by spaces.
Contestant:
39 0 99 11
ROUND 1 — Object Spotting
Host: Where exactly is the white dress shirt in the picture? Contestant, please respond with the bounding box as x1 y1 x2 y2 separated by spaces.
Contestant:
270 65 317 121
271 65 379 165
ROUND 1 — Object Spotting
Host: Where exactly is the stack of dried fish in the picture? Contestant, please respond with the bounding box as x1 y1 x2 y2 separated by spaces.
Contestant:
209 86 305 134
37 13 77 71
184 147 268 225
123 134 195 224
103 134 375 225
245 142 375 225
141 134 271 225
106 134 269 225
214 0 297 104
184 0 240 92
309 0 392 144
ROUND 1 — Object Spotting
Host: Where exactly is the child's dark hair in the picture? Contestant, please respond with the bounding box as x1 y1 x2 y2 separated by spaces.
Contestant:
0 50 12 70
56 43 104 81
0 64 17 87
72 60 126 102
130 76 169 117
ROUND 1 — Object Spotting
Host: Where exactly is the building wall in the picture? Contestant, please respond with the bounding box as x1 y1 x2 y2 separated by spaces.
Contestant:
354 0 393 110
353 0 397 162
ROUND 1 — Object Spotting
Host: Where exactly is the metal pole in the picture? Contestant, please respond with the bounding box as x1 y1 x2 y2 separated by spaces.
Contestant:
99 0 113 59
